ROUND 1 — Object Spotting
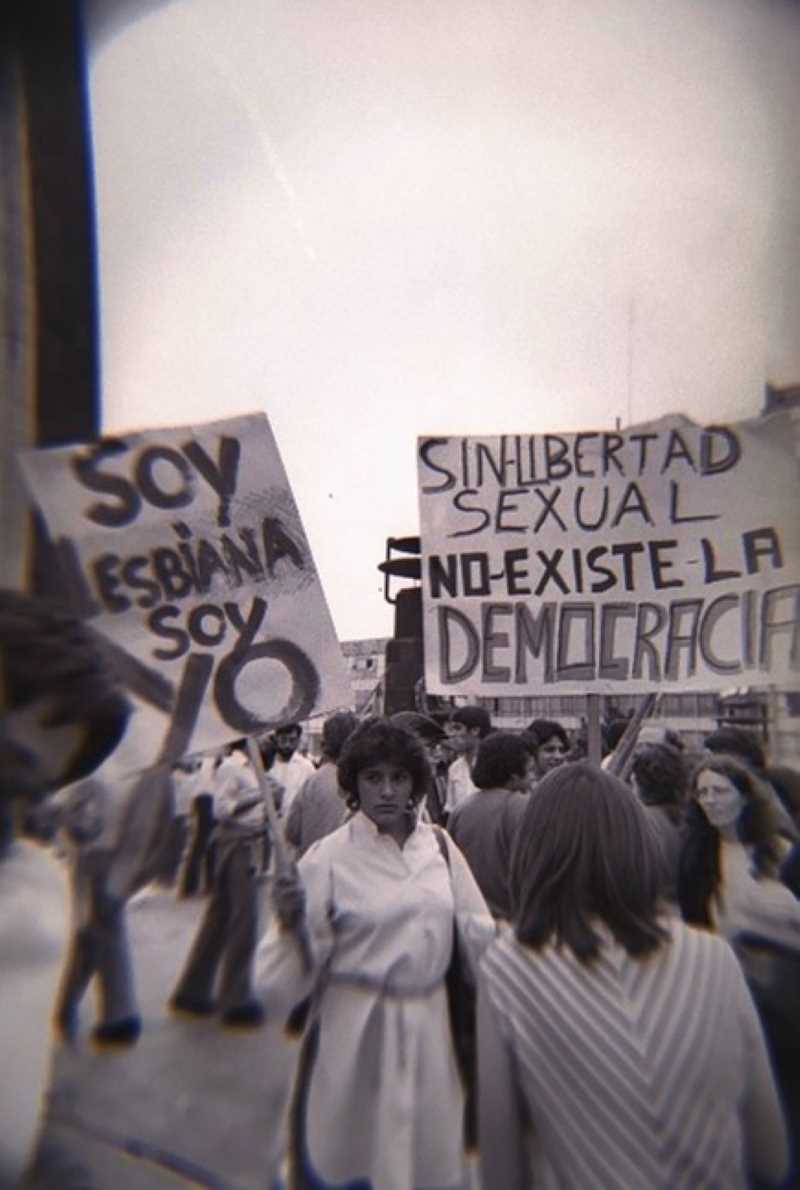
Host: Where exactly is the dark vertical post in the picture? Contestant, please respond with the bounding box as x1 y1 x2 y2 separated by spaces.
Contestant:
0 1 99 595
586 693 603 766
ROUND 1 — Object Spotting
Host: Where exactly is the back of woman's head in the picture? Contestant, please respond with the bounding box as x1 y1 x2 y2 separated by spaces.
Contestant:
511 762 667 962
337 717 430 802
472 732 531 790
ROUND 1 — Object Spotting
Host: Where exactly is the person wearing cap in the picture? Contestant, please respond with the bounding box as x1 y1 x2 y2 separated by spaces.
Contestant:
285 711 359 858
444 705 493 818
390 711 449 825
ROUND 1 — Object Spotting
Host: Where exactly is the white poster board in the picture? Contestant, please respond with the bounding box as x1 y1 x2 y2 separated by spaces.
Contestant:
21 412 352 755
418 411 800 696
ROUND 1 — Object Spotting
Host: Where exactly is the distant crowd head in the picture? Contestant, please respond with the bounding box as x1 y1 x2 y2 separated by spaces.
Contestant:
523 718 569 778
472 732 535 793
631 741 687 823
274 722 303 759
445 705 492 755
321 710 359 762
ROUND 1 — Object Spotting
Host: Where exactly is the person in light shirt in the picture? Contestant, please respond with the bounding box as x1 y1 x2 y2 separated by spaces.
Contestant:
678 752 800 1167
169 740 270 1026
267 722 315 822
678 754 800 954
256 717 494 1189
444 705 492 819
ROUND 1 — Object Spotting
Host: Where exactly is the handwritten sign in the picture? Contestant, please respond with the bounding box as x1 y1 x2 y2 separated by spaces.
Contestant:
418 411 800 695
21 413 352 753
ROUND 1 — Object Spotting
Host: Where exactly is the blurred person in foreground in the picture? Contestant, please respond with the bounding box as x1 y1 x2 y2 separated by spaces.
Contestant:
478 762 788 1190
448 732 535 920
0 590 130 1186
256 717 494 1189
285 710 359 858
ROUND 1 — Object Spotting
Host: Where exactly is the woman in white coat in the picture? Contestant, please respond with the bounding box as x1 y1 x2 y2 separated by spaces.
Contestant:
255 717 493 1190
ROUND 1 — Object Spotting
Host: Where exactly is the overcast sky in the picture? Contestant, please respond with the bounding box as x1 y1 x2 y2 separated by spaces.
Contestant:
87 0 800 642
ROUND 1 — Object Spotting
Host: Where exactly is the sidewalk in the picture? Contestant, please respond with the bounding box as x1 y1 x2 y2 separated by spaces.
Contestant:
31 883 298 1189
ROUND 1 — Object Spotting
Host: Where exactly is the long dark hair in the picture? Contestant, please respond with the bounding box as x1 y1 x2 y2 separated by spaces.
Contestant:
510 762 668 963
677 754 782 927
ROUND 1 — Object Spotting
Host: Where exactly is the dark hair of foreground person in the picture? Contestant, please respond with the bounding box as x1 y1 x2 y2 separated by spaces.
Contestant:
0 589 131 798
510 761 668 961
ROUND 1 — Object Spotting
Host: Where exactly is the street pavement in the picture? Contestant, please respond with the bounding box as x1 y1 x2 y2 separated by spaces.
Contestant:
31 881 297 1189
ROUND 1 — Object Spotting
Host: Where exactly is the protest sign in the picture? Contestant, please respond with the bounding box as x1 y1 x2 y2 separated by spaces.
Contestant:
21 412 352 755
418 411 800 696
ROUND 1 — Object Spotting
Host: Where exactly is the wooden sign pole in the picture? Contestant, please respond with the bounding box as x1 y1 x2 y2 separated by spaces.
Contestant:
586 694 603 767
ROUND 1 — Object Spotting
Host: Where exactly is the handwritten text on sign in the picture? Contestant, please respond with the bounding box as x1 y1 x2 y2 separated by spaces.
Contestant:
21 413 352 753
417 412 800 694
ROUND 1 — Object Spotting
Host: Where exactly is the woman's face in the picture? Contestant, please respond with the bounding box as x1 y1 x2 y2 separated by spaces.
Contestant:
535 735 568 776
695 768 745 831
357 760 415 832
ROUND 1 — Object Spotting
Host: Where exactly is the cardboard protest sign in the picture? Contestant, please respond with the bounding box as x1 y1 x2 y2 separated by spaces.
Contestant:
418 410 800 695
21 412 352 755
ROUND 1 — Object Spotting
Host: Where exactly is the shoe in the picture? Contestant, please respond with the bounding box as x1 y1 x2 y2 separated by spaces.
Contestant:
169 993 218 1017
221 1001 265 1028
91 1016 142 1047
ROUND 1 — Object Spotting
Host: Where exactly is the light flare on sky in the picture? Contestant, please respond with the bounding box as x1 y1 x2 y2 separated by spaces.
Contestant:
88 0 800 640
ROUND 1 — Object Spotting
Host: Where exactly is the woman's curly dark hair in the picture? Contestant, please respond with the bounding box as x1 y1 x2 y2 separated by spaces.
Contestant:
337 717 431 812
677 753 782 927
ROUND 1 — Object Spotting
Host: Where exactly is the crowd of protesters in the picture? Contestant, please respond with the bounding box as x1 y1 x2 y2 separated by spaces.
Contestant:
2 587 799 1188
